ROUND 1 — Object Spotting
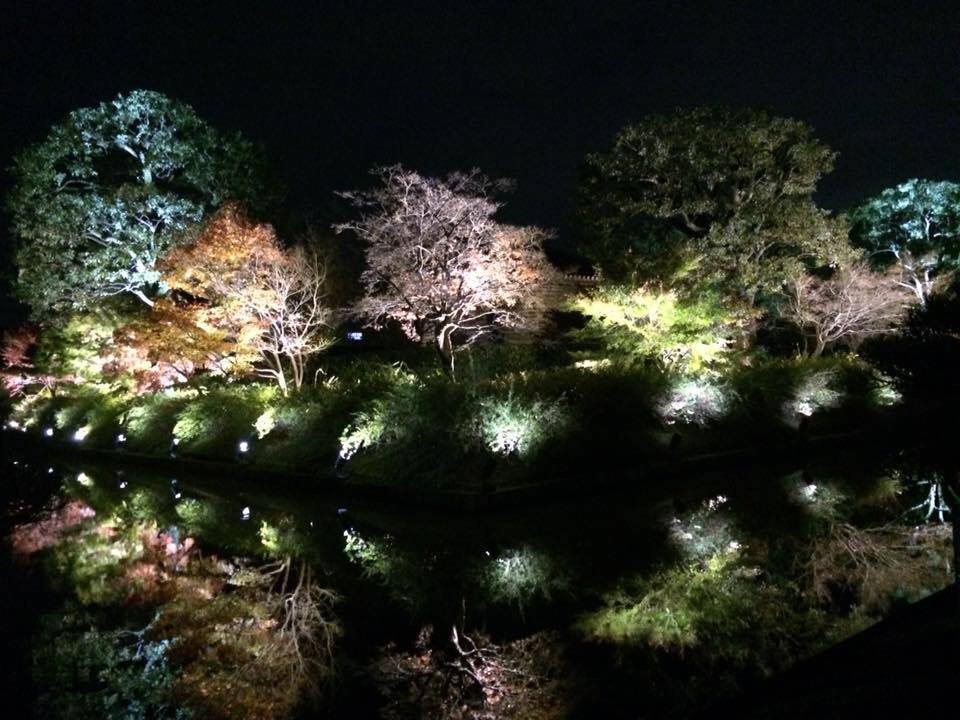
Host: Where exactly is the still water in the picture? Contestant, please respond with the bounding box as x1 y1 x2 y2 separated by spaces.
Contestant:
1 439 955 719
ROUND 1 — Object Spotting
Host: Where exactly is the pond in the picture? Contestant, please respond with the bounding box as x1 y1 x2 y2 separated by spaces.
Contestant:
1 437 956 719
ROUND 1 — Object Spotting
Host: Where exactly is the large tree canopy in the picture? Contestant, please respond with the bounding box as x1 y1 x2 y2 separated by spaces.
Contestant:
576 107 847 296
337 166 559 376
850 179 960 304
8 90 271 318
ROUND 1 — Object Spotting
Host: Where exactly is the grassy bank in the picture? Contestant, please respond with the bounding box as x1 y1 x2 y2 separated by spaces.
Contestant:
5 348 901 495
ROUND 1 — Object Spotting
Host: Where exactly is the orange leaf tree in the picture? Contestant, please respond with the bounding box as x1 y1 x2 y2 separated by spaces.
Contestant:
160 204 333 394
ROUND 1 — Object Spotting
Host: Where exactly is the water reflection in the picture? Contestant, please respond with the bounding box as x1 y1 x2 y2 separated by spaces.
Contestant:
1 446 957 719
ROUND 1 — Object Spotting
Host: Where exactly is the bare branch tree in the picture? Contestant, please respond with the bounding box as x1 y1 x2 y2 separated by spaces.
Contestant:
336 165 560 378
256 558 341 697
781 262 914 356
224 246 335 395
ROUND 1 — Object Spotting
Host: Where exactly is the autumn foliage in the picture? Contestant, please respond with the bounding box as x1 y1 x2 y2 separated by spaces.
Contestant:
159 203 333 394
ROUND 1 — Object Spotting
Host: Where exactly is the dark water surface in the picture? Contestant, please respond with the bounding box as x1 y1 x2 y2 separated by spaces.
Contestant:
1 434 955 719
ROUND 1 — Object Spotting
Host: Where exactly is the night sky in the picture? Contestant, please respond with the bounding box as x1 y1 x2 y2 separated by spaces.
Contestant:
2 0 958 323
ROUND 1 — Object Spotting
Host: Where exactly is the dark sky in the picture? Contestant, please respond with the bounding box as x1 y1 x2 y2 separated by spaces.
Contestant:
1 0 959 320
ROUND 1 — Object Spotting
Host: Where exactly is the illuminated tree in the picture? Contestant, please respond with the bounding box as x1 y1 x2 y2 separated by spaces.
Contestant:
162 205 333 394
223 245 334 394
850 179 960 304
337 166 559 377
576 107 850 297
569 284 754 373
8 90 270 317
780 263 913 356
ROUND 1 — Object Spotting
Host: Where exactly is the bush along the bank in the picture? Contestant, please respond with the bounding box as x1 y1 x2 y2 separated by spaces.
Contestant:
5 351 897 491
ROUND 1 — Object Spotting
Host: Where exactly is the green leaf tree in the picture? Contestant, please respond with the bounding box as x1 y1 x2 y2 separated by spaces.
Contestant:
576 107 850 299
8 90 271 318
568 283 755 374
850 179 960 304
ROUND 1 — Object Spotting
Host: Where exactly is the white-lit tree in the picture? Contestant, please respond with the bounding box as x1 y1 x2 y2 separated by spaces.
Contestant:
337 166 559 377
850 179 960 304
241 246 334 394
8 90 270 317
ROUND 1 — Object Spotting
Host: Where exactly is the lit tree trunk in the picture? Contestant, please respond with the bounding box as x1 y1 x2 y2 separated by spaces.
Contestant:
264 350 288 396
911 275 927 306
811 336 827 358
130 288 155 307
437 322 457 380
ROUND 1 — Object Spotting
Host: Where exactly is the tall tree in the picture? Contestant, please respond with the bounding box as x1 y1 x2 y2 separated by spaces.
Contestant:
337 166 559 377
8 90 271 317
850 179 960 304
576 107 847 297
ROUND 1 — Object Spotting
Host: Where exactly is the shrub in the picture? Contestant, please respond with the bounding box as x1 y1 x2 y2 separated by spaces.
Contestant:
125 391 193 453
171 385 274 459
656 377 733 427
482 545 570 620
471 388 570 458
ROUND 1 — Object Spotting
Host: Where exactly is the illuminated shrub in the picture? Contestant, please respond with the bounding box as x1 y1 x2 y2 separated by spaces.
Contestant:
171 385 273 458
175 498 217 537
871 372 902 407
729 357 874 430
338 403 389 460
337 367 424 460
483 545 570 619
125 391 193 452
24 386 131 447
782 369 843 424
473 391 570 458
336 371 477 487
656 378 732 427
669 494 740 559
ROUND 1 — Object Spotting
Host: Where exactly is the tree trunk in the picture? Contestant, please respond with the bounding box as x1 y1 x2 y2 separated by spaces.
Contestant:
910 274 927 306
436 324 457 381
130 288 155 307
